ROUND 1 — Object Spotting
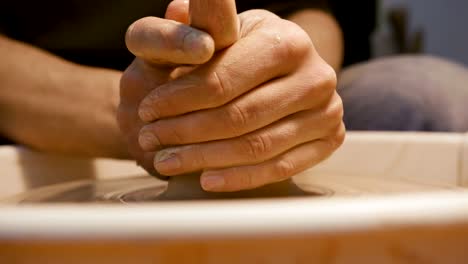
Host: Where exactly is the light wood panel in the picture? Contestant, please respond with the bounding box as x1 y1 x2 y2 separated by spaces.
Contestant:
1 223 468 264
311 132 464 186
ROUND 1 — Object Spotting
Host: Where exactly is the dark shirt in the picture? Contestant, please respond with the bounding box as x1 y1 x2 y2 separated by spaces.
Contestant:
0 0 375 69
0 136 13 145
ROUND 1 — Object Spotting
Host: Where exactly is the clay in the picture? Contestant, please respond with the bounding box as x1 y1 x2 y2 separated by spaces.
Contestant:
160 173 315 200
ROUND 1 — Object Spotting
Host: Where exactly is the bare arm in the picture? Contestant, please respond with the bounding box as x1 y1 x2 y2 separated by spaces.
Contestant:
287 9 344 71
0 35 129 158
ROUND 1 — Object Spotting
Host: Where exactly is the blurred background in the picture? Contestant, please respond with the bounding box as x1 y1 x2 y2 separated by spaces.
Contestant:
375 0 468 66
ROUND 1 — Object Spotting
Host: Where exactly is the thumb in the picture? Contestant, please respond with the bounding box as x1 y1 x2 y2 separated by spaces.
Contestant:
166 0 190 24
190 0 239 50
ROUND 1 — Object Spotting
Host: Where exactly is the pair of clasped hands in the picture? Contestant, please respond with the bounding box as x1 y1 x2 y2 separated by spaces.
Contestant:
118 0 345 192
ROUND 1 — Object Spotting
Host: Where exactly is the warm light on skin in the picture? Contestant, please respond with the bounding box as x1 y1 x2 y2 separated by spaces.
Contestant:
0 35 128 158
119 0 345 192
0 1 345 190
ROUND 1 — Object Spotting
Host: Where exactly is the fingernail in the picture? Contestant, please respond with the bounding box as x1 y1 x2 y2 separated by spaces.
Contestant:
138 131 160 151
183 31 201 51
183 31 214 63
139 105 158 123
154 150 182 172
201 174 225 191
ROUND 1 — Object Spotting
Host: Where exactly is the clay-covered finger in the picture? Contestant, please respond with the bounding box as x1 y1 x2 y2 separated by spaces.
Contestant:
125 16 214 65
118 61 171 179
150 104 343 176
190 0 239 50
200 125 345 192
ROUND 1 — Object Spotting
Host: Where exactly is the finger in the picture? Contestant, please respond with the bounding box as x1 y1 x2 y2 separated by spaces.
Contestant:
122 14 212 179
151 103 343 176
190 0 239 50
138 62 337 151
166 0 190 24
130 130 160 176
118 61 171 179
117 104 160 176
200 124 345 192
125 16 214 65
138 17 311 122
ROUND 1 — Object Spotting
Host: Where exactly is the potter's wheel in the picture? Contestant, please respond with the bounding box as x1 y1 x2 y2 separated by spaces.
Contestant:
3 176 329 203
4 171 462 204
2 133 468 263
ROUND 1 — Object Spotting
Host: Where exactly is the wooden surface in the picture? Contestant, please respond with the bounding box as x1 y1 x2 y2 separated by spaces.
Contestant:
1 132 468 263
2 223 468 264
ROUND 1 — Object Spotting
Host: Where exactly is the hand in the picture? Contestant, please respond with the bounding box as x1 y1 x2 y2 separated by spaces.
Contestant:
118 0 345 192
118 0 238 176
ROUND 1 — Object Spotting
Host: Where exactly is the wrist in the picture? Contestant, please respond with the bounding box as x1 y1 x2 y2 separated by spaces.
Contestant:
72 65 131 159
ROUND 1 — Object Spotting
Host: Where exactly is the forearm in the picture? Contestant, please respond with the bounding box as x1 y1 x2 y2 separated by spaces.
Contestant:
287 9 344 71
0 35 129 158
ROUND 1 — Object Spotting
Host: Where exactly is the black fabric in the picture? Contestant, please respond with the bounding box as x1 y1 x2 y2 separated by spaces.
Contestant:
329 1 377 67
0 0 376 70
0 135 13 145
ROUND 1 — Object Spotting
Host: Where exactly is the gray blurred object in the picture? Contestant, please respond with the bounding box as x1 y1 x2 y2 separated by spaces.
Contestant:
372 1 425 57
373 0 468 66
388 7 424 53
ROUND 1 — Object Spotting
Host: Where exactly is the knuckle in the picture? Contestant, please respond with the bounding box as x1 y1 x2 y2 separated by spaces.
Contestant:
242 133 273 161
206 71 230 105
326 123 346 151
302 63 337 106
223 103 249 136
324 93 344 125
275 159 296 180
312 63 337 98
321 63 338 91
273 22 313 62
